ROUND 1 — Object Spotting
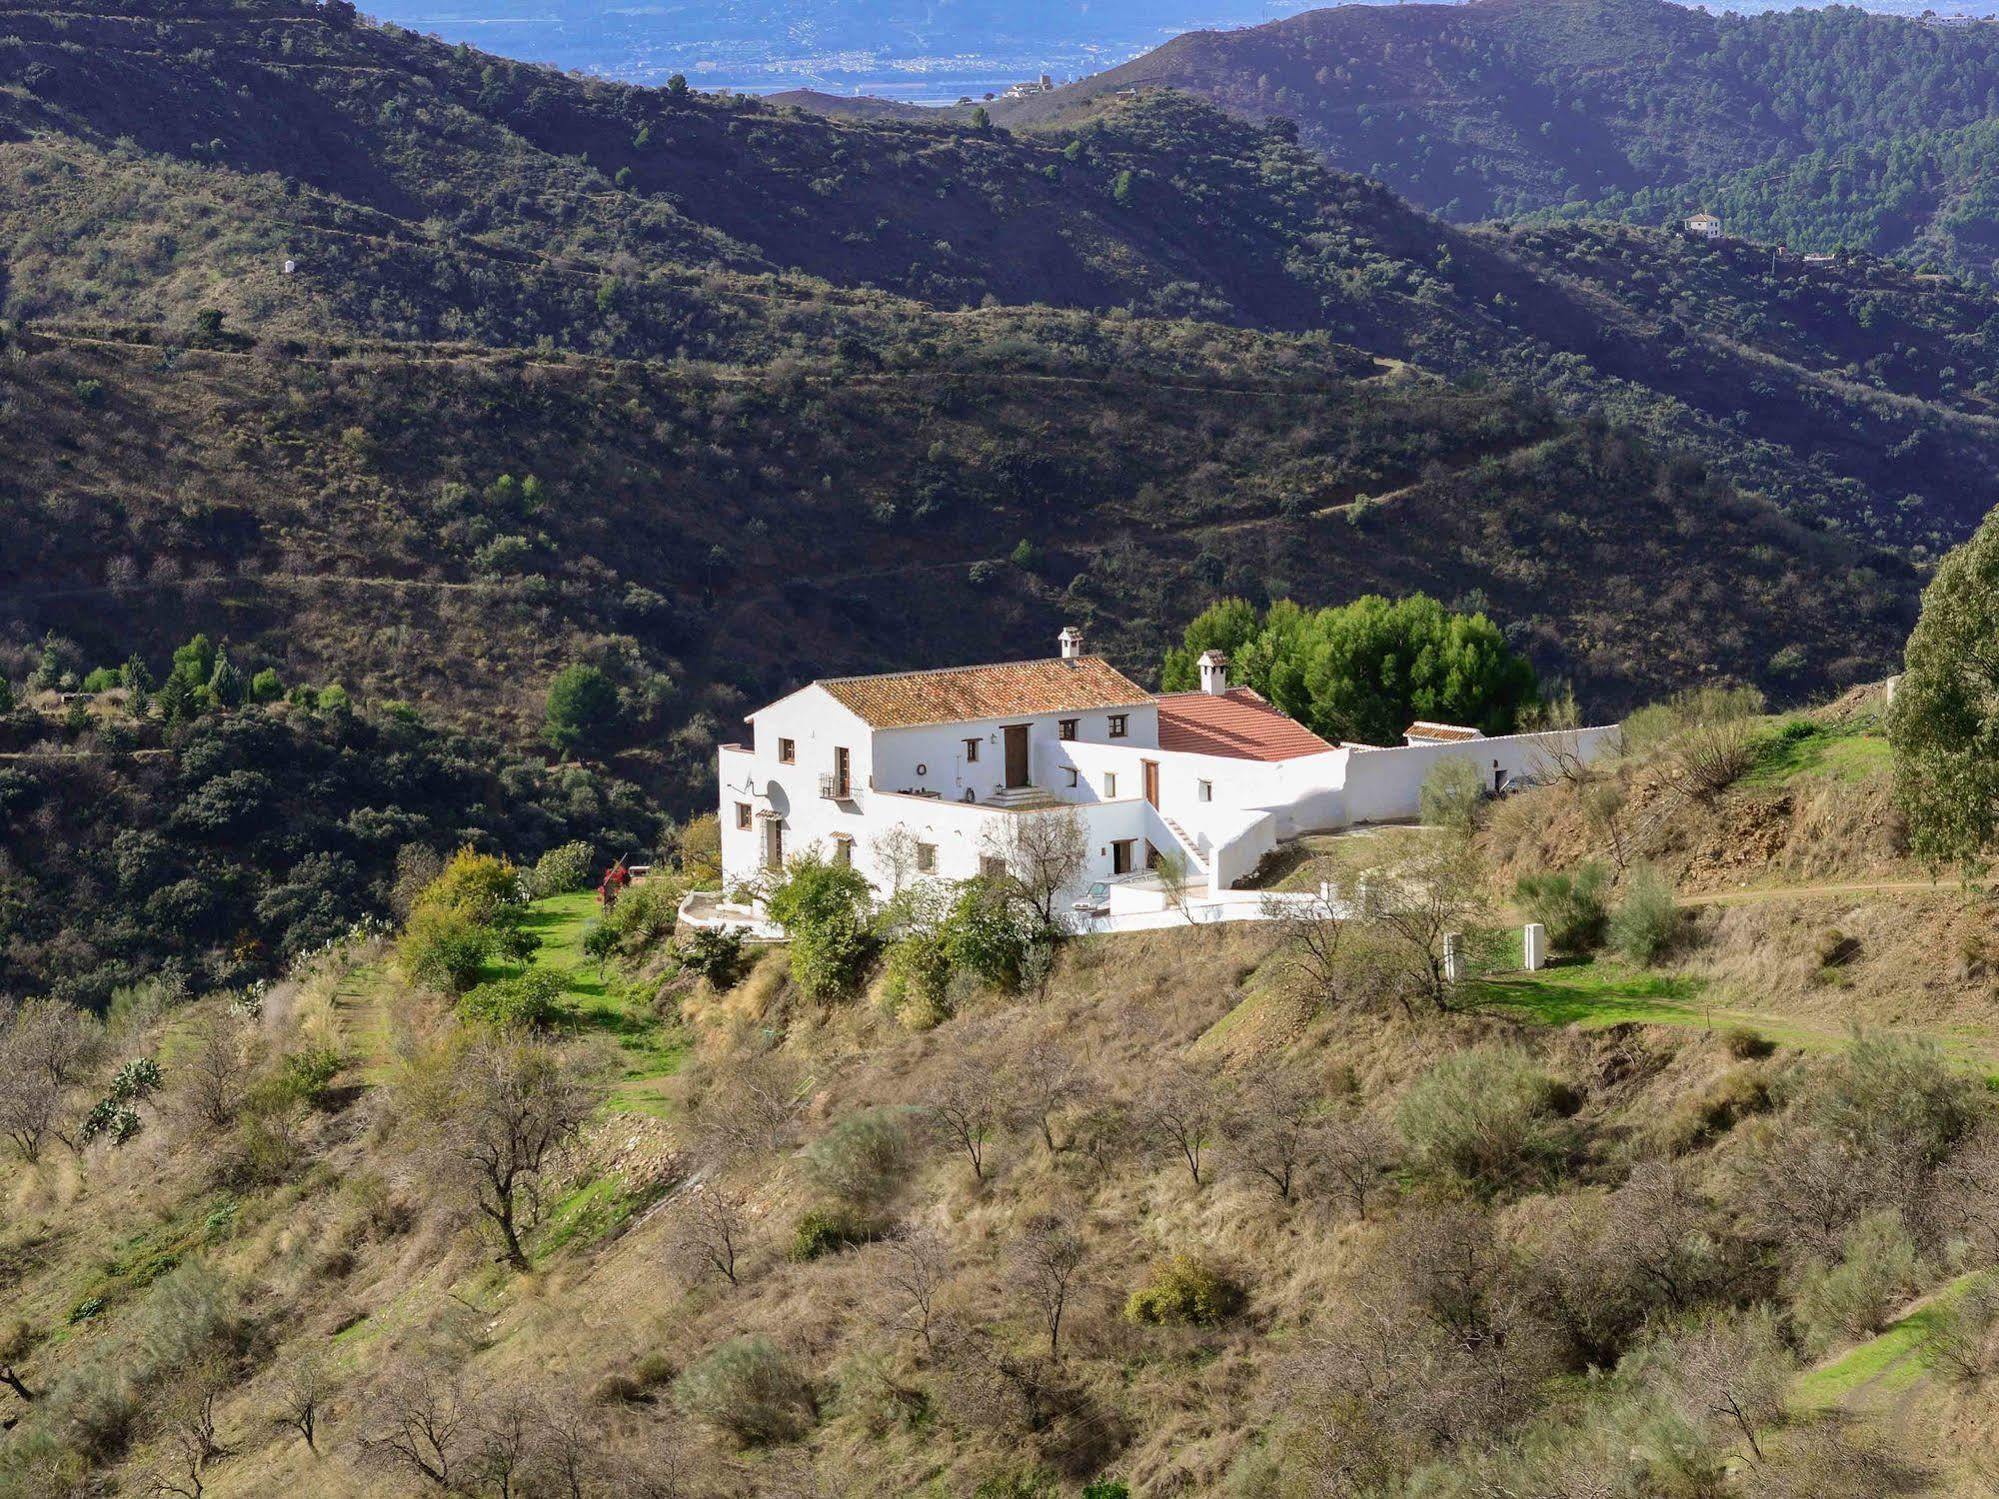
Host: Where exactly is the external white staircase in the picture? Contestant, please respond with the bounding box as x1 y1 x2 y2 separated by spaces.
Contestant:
1160 816 1210 874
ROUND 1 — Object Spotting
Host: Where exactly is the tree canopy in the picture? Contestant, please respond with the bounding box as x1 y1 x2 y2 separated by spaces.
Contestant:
544 664 620 757
1162 594 1540 745
1889 510 1999 872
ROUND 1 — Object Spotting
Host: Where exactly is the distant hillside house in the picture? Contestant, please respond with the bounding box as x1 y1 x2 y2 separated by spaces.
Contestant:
715 629 1618 920
1686 213 1723 239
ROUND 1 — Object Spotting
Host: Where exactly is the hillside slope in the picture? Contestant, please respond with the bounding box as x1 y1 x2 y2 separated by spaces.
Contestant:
1006 0 1999 278
13 691 1999 1496
0 0 1985 791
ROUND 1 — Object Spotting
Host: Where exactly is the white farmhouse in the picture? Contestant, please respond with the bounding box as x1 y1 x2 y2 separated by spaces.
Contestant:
714 628 1617 924
1685 213 1723 240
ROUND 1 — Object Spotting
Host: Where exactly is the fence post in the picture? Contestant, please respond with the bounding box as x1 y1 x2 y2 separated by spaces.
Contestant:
1522 922 1547 973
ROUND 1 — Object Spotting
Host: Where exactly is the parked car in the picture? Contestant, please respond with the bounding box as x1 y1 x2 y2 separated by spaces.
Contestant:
1071 880 1111 918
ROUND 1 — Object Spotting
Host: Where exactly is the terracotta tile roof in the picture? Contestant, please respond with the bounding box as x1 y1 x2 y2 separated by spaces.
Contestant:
815 656 1152 730
1405 721 1484 743
1155 688 1335 761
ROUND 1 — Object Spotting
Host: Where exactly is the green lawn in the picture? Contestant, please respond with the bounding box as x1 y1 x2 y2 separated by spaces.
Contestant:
514 890 687 1116
1743 714 1891 788
1477 957 1834 1053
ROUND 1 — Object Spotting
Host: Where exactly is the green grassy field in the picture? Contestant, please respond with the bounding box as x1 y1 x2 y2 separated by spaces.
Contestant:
1743 713 1892 788
1475 959 1834 1051
511 890 688 1116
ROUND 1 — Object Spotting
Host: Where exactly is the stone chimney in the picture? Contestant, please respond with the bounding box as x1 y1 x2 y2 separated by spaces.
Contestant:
1198 650 1229 695
1057 625 1085 660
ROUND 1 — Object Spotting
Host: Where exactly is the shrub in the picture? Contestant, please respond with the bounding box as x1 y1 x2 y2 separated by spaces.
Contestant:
790 1207 876 1261
1815 928 1860 968
1659 1064 1772 1151
1419 756 1488 834
1124 1254 1246 1326
1515 862 1610 953
1722 1025 1775 1061
1395 1043 1575 1192
1808 1029 1980 1167
458 969 566 1029
1665 684 1765 798
882 925 954 1026
1608 863 1679 965
527 840 596 897
280 1045 345 1103
942 878 1041 992
676 927 748 988
604 877 682 951
800 1108 918 1218
766 854 879 999
673 1336 816 1446
1792 1212 1921 1353
397 901 492 993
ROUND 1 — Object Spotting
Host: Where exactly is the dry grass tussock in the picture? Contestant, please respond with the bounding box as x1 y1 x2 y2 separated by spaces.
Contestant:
1482 698 1910 900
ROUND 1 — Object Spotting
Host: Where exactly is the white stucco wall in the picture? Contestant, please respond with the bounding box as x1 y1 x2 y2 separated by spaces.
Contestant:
1339 726 1620 826
869 704 1160 804
720 684 1619 905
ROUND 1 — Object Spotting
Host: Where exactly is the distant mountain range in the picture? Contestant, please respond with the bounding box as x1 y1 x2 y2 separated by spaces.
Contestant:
983 0 1999 280
361 0 1326 95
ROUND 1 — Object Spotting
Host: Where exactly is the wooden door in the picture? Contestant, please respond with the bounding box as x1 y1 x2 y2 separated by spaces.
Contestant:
1004 724 1030 788
833 745 851 798
762 817 784 870
1142 759 1160 807
1111 839 1134 875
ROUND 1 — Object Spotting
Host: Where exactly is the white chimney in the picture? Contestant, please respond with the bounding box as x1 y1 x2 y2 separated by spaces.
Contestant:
1198 650 1229 695
1058 625 1085 660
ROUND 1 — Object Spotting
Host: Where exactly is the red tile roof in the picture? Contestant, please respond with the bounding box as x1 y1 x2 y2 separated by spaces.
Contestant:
1405 721 1484 743
815 656 1152 730
1154 688 1335 761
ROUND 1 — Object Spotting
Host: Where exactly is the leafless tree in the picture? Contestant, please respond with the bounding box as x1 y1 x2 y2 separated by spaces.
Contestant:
0 1320 35 1406
1228 1070 1320 1201
1009 1036 1083 1154
877 1228 953 1353
1011 1216 1088 1359
1351 833 1491 1011
668 1183 752 1287
1141 1064 1229 1187
467 1387 547 1497
1664 1311 1792 1464
926 1056 1009 1181
406 1032 595 1271
983 807 1089 929
1611 1159 1716 1312
1320 1107 1398 1221
1938 1116 1999 1263
697 1050 809 1160
272 1350 330 1453
0 996 103 1160
361 1358 466 1489
1580 779 1632 874
1259 883 1353 1008
146 1360 228 1499
178 1009 252 1130
1154 849 1200 924
870 824 923 896
1732 1122 1884 1265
